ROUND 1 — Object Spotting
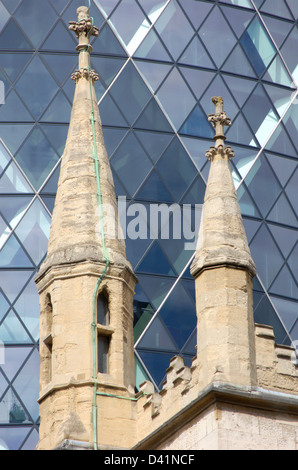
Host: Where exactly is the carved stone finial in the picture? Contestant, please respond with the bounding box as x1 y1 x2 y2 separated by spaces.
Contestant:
206 96 234 160
69 6 99 41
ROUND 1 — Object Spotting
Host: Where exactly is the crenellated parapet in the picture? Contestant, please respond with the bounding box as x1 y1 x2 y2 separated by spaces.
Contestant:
134 325 298 449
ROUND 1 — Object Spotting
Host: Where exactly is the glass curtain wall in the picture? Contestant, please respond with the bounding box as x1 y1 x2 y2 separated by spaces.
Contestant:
0 0 297 449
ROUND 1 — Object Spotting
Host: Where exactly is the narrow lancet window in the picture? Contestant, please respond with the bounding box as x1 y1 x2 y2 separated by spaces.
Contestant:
97 292 109 326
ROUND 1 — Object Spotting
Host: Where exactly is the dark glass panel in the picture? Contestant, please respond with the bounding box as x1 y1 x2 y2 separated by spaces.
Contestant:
157 67 196 129
98 335 109 374
91 56 126 88
97 292 109 326
133 283 154 343
265 121 296 157
179 35 214 68
158 281 196 349
138 315 178 352
221 4 254 38
40 163 61 195
242 217 261 244
1 0 21 14
41 91 72 123
222 44 257 78
260 0 292 19
93 22 126 56
15 56 58 120
48 0 70 15
111 132 152 197
269 265 298 299
134 28 171 61
14 199 51 265
134 98 173 133
15 127 59 190
41 124 68 156
156 138 197 201
0 124 33 155
179 1 213 30
288 243 298 281
99 93 128 127
94 0 120 17
254 294 291 345
180 136 210 172
110 62 152 125
125 236 151 270
102 128 127 158
13 349 40 420
134 131 173 164
136 170 173 202
14 278 41 341
180 68 215 101
0 89 33 122
135 60 171 93
137 274 175 310
180 104 214 139
137 241 176 276
110 0 148 53
263 16 293 48
0 53 32 83
0 270 33 303
250 224 284 289
267 193 297 227
284 168 297 215
41 20 77 52
0 234 34 268
223 75 256 108
41 196 55 214
0 19 32 50
42 53 76 84
137 350 174 389
14 0 57 48
0 426 29 450
199 6 236 68
268 224 297 258
135 355 151 391
159 236 194 277
155 0 194 60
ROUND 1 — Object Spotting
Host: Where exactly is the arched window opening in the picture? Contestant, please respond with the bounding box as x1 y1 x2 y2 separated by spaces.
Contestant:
97 291 109 326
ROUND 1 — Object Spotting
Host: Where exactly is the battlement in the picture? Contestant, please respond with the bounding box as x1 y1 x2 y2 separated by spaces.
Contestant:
134 323 298 449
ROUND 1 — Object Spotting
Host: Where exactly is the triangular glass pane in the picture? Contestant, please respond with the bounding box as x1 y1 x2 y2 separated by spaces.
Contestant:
224 75 256 108
179 35 215 68
137 242 176 276
271 297 298 333
0 270 33 303
15 0 57 48
225 113 258 147
134 131 173 164
15 127 59 191
1 0 21 14
260 0 293 19
14 278 41 342
40 124 68 156
269 265 298 299
0 426 31 450
180 136 210 172
0 124 33 155
250 224 284 289
91 56 126 88
279 25 298 82
157 67 196 129
0 89 33 122
134 27 171 61
13 348 40 420
159 280 196 349
137 350 174 389
267 192 297 227
242 217 262 244
159 236 194 276
42 53 76 84
40 163 60 195
180 67 215 101
135 355 151 391
180 1 213 30
268 224 297 258
125 236 151 271
1 346 32 382
111 132 152 197
41 20 77 52
155 0 194 60
0 234 33 268
21 429 39 451
222 5 254 38
0 161 32 194
0 310 32 344
110 61 152 125
0 388 30 424
222 43 256 78
0 195 29 230
285 0 297 19
135 60 171 93
15 199 51 265
199 6 236 68
0 140 11 172
264 56 293 87
0 291 10 321
220 0 252 7
254 294 290 345
288 243 298 280
15 56 59 120
182 175 206 204
180 104 214 139
181 328 196 357
0 53 32 83
41 196 55 214
156 137 197 201
266 153 297 188
48 0 69 15
265 121 296 157
102 128 127 158
40 91 71 123
137 274 175 310
237 183 262 218
284 167 297 213
94 22 126 56
99 92 128 127
263 15 294 48
134 98 173 132
138 315 179 351
0 19 32 50
136 169 173 203
93 0 119 18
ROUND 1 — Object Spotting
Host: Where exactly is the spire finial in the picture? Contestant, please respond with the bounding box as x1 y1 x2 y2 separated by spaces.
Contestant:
206 97 234 161
69 6 99 82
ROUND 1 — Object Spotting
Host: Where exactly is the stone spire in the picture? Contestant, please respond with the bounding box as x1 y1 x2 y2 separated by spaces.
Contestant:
190 97 257 390
38 6 129 276
35 7 137 450
191 97 256 278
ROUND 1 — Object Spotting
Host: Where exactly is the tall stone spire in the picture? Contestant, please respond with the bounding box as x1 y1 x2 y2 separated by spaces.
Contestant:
190 97 257 390
35 7 137 450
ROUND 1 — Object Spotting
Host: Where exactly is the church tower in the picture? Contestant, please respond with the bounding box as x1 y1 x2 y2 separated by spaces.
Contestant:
35 7 137 450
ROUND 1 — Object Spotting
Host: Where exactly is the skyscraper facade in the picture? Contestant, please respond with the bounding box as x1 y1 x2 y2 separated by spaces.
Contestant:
0 0 297 450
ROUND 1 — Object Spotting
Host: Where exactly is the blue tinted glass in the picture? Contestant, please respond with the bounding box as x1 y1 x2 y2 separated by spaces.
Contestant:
134 28 171 61
271 297 298 333
93 23 126 56
0 310 32 344
0 234 33 268
269 265 298 299
0 124 33 155
137 241 176 276
0 90 33 122
137 274 175 310
13 349 40 420
138 315 178 351
136 170 173 202
0 161 32 194
254 294 291 345
41 21 76 52
180 104 214 138
0 19 32 50
0 53 32 82
135 98 173 132
15 0 56 48
137 350 174 388
0 426 29 450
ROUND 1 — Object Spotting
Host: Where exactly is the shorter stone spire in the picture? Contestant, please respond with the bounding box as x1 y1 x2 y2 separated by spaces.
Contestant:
190 97 256 278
